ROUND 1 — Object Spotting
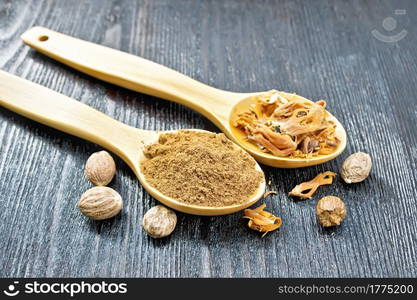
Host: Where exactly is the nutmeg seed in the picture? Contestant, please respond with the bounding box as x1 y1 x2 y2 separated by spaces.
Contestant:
316 195 346 227
340 152 372 184
142 205 177 238
78 186 123 220
85 151 116 186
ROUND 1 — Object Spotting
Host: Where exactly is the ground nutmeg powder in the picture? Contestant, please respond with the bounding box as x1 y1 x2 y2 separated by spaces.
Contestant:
141 130 264 207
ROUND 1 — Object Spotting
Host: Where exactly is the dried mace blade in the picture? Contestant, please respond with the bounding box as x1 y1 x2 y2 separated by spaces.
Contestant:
263 190 277 198
243 204 282 237
289 171 336 199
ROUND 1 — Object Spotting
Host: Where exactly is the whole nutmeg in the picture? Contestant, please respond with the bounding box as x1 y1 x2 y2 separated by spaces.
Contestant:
78 186 123 220
85 151 116 186
316 196 346 227
142 205 177 238
340 152 372 184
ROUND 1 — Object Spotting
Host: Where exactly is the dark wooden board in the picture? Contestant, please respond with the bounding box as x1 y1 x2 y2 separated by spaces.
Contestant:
1 0 416 278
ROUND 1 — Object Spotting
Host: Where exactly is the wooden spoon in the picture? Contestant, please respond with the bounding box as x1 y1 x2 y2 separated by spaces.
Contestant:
21 27 347 168
0 70 265 216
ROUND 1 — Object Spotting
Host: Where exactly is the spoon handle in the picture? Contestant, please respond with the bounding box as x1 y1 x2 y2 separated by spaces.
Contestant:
0 70 137 159
21 27 241 127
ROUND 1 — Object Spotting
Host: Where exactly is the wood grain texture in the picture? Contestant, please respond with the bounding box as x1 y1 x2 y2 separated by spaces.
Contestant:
1 0 417 278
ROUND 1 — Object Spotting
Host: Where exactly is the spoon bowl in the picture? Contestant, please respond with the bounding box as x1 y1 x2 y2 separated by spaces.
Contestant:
228 93 347 168
21 27 347 168
0 71 265 215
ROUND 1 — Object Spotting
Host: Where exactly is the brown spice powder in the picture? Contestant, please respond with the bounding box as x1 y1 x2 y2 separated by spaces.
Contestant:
141 130 264 207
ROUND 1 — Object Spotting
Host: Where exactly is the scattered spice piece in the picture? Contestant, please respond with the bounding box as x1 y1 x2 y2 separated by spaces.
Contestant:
340 152 372 183
232 90 340 158
316 196 346 227
289 171 336 199
78 187 123 220
142 205 177 238
141 130 264 207
84 151 116 186
243 204 282 237
263 190 277 198
268 180 272 185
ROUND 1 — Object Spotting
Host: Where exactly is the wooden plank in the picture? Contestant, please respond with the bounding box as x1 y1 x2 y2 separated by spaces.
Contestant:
0 0 416 277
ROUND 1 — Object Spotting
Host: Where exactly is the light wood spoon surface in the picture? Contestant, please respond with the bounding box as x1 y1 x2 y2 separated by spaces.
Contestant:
0 70 265 216
21 27 347 168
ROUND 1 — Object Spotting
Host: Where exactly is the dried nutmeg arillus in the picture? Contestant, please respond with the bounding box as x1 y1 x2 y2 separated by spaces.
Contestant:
78 186 123 220
243 204 282 237
85 151 116 186
143 205 177 238
340 152 372 184
289 171 336 199
316 196 346 227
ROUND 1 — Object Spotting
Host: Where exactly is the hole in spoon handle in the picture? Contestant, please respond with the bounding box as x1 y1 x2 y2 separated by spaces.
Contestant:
38 35 49 42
